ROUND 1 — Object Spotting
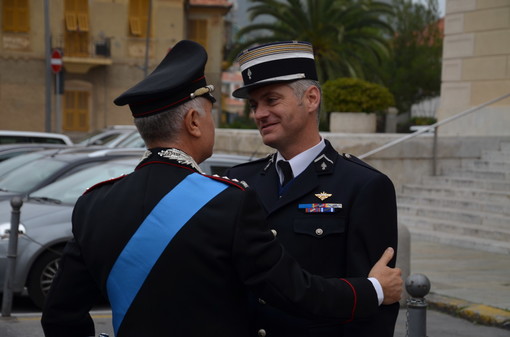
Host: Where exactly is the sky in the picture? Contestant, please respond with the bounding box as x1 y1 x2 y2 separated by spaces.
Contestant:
414 0 446 16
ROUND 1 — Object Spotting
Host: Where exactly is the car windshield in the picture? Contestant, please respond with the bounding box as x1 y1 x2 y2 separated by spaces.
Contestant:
30 160 136 204
0 151 50 178
115 132 145 148
0 157 68 193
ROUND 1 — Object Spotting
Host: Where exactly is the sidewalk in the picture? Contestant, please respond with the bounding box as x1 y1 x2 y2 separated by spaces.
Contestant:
409 238 510 330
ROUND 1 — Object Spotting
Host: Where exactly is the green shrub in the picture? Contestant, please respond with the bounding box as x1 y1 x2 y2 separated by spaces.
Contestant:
410 116 437 125
322 78 395 114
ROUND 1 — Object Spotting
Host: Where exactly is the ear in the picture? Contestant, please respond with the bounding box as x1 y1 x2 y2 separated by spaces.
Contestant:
183 108 202 138
303 85 320 113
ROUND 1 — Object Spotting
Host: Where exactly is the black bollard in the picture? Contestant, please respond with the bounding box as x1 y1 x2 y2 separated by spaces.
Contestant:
1 197 23 317
405 273 431 337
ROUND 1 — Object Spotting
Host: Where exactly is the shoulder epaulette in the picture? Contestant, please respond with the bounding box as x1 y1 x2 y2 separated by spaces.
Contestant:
83 175 127 195
206 174 249 190
229 153 274 169
340 152 381 173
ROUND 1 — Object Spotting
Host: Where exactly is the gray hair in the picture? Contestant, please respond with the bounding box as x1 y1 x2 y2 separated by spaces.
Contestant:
287 79 322 123
134 98 207 145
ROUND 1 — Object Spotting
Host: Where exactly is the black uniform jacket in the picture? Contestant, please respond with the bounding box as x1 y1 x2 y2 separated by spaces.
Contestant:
41 148 381 337
225 140 399 337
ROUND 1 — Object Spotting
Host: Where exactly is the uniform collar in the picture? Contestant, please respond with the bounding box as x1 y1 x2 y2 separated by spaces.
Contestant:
140 148 204 174
275 138 325 183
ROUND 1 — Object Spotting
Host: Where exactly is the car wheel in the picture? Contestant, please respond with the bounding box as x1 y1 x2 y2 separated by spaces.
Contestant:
26 249 61 309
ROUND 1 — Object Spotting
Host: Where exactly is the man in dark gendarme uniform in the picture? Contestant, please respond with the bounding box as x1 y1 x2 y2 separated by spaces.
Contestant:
41 40 402 337
225 41 400 337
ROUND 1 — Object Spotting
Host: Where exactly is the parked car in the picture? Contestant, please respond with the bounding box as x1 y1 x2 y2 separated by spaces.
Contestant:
76 125 139 148
0 156 141 308
0 147 145 202
0 143 70 162
0 147 72 179
199 153 254 175
114 130 145 148
0 130 73 146
0 153 251 308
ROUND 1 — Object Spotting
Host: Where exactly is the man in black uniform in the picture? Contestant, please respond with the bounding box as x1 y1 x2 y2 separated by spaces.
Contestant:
225 41 400 337
41 40 402 337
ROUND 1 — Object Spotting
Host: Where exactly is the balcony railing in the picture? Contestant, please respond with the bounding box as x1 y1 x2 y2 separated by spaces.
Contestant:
53 35 112 73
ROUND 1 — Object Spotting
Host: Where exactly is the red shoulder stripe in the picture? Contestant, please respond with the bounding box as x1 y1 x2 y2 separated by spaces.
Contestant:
83 175 127 195
205 174 246 191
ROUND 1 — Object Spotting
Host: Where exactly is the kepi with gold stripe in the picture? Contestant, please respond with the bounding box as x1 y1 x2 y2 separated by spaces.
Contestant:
233 41 318 98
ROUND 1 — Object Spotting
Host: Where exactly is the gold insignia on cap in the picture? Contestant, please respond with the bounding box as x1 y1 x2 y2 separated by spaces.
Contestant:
315 191 332 201
247 68 252 80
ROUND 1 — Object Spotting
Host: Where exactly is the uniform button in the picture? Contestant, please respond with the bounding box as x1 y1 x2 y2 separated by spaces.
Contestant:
315 228 324 236
344 153 351 158
258 298 266 304
258 329 267 337
271 229 277 237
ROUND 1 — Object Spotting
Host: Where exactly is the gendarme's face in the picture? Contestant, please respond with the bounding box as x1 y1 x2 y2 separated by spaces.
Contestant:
248 83 310 152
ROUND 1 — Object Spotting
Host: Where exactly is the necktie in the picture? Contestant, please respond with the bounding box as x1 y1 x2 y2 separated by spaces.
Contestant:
277 160 293 186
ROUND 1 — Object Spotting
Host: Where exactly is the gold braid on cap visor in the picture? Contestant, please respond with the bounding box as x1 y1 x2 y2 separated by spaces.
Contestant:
190 85 215 99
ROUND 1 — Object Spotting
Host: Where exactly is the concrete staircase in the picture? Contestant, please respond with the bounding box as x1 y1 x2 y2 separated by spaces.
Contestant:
398 141 510 254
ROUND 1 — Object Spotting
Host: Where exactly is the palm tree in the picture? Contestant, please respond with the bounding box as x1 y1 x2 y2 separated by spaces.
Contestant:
228 0 394 83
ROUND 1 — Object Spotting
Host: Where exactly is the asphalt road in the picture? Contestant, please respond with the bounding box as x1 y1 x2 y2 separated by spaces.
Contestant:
1 295 509 337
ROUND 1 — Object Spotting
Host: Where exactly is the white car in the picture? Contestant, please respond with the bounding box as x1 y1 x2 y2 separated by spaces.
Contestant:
0 130 73 146
76 125 139 148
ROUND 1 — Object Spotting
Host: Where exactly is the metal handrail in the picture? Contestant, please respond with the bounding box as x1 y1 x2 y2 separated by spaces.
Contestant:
358 92 510 175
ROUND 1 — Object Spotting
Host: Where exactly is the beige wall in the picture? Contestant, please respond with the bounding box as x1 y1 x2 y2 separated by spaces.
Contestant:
438 0 510 135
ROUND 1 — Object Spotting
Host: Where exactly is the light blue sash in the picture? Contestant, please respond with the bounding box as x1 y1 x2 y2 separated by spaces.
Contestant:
106 173 227 334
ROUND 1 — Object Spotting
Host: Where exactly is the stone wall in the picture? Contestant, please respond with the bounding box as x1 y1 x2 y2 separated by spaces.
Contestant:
214 129 509 192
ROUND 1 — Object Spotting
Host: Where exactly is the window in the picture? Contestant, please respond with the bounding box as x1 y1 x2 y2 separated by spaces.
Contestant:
64 0 89 56
64 0 89 32
189 19 208 48
129 0 150 37
64 90 89 132
2 0 29 32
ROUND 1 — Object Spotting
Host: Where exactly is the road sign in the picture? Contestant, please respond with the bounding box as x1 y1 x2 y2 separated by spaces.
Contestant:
50 49 63 73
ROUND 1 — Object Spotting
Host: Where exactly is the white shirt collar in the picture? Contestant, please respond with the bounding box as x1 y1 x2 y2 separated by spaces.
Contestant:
276 138 326 183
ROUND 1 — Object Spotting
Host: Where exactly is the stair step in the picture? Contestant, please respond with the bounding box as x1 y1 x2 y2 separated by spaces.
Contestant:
400 215 510 242
468 159 510 171
482 149 510 161
397 195 510 216
398 140 510 255
406 227 510 255
501 142 510 152
398 203 510 228
401 184 510 203
443 168 510 180
420 176 510 191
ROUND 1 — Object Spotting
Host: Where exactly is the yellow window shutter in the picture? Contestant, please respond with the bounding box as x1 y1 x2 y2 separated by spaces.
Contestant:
76 0 89 32
65 12 77 31
129 0 149 37
130 17 142 36
77 13 89 32
3 0 15 31
17 0 30 32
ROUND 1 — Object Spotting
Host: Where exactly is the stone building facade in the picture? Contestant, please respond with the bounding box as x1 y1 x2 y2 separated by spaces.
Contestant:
439 0 510 136
0 0 231 139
